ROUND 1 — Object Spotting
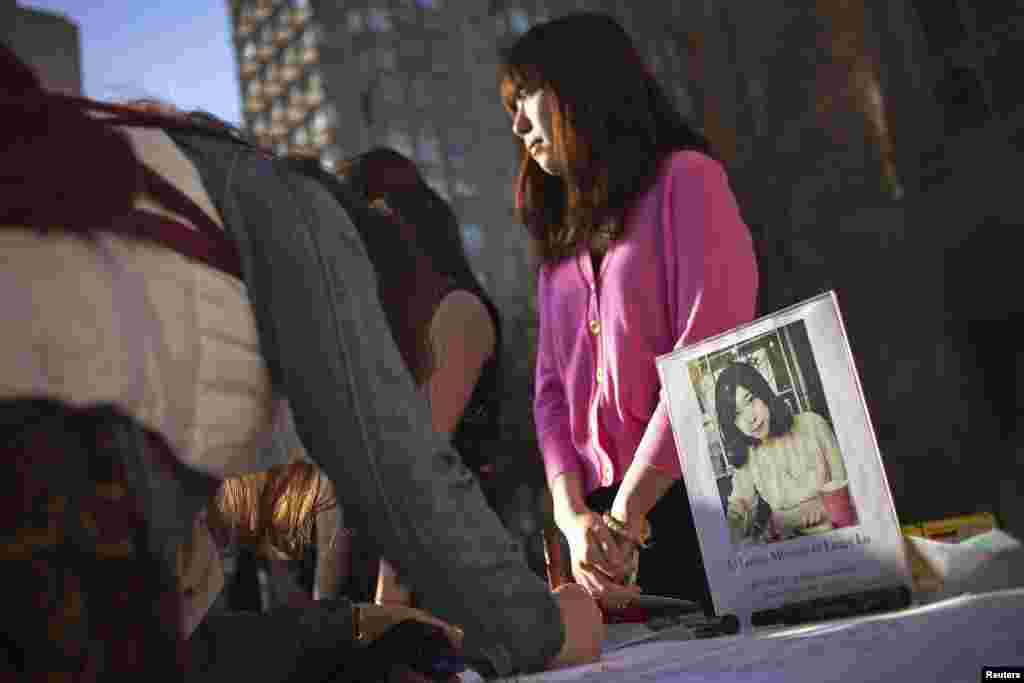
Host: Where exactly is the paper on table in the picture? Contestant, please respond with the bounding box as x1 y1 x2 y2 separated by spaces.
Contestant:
907 528 1021 596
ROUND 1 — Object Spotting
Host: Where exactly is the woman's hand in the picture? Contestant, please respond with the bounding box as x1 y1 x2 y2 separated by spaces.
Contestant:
354 605 465 683
355 602 464 650
547 583 605 669
560 510 640 606
798 496 827 528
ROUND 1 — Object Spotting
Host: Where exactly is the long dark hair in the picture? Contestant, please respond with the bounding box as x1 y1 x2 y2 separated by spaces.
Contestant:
340 148 494 315
714 362 794 467
288 149 501 387
497 12 712 264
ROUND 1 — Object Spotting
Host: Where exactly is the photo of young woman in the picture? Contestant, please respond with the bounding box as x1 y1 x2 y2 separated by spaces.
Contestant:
714 362 858 545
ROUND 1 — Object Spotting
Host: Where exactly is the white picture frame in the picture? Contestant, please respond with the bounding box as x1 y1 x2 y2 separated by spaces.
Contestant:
656 291 911 618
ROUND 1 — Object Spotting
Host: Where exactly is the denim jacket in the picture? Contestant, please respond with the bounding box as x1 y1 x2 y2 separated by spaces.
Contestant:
168 130 564 677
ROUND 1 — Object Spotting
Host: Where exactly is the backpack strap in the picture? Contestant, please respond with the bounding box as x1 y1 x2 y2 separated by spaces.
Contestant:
132 162 243 279
109 208 242 281
0 89 244 280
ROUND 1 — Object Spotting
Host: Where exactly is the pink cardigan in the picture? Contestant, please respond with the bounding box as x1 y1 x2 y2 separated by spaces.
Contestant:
534 151 758 494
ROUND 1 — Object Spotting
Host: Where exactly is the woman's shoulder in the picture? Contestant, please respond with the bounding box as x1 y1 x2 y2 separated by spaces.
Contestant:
430 289 496 353
659 149 725 184
792 411 830 433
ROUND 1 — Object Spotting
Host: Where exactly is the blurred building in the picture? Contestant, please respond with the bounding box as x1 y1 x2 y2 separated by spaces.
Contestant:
225 0 1024 550
2 0 82 95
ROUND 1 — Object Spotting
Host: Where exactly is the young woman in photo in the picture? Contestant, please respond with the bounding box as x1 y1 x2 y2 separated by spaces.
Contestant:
714 362 855 544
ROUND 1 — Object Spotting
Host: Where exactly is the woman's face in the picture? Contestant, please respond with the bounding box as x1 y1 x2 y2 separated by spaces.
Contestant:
733 385 770 441
511 86 564 176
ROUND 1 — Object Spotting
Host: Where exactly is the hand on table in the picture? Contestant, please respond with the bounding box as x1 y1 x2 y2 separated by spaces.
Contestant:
798 496 827 529
355 603 464 649
547 583 605 670
355 603 465 682
561 510 641 610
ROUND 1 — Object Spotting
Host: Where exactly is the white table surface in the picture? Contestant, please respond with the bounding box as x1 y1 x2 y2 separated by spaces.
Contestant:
462 587 1024 682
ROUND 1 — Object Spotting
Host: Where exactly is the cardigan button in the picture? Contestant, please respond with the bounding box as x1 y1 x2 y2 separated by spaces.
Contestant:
588 319 601 335
596 367 605 383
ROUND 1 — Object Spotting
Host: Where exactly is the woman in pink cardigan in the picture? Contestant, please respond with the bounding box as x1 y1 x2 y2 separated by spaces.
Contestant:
499 13 759 612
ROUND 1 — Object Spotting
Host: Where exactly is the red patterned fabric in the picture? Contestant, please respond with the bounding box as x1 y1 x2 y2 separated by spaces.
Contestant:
0 400 197 681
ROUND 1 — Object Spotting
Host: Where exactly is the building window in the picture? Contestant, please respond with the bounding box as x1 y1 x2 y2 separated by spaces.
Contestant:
367 7 393 32
276 6 292 32
291 126 309 147
416 126 441 164
664 39 679 70
508 8 530 34
446 140 468 170
302 25 319 48
312 105 336 133
461 223 484 257
320 144 343 171
275 141 289 156
453 178 479 198
346 8 364 32
253 2 272 21
251 116 268 137
412 77 432 108
271 99 286 121
647 49 662 77
384 125 414 159
423 170 450 201
305 71 324 104
374 47 397 71
378 74 405 104
283 44 300 66
243 40 258 61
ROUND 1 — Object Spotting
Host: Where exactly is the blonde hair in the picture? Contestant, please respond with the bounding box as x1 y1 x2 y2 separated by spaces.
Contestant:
208 462 337 561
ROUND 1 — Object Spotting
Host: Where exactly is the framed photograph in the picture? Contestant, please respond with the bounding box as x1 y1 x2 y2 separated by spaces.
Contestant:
656 292 911 618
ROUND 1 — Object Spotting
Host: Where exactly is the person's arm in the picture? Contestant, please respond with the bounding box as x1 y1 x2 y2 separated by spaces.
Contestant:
313 477 345 602
376 290 495 606
725 465 757 541
425 290 496 435
533 266 585 490
191 600 466 682
810 413 847 485
612 152 758 539
553 472 637 602
608 464 676 539
797 413 847 530
547 584 605 669
534 269 630 594
179 143 574 676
